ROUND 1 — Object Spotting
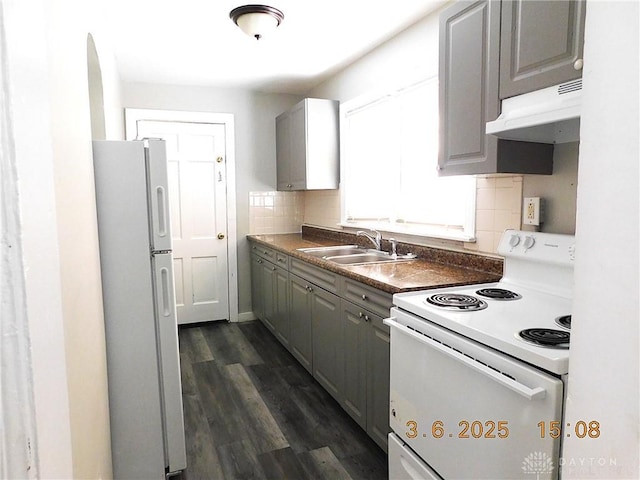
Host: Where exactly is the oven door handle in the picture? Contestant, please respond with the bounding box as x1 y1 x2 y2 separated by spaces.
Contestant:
384 317 547 401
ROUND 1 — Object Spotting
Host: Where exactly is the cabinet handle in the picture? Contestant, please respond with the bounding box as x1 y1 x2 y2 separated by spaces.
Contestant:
361 294 368 301
264 250 269 255
257 259 263 264
272 267 276 271
277 258 285 263
573 58 584 70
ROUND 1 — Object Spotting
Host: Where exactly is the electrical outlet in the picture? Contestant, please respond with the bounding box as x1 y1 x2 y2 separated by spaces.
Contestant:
523 197 543 226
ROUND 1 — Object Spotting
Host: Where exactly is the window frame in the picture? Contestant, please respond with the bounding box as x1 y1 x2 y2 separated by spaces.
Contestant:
338 78 477 242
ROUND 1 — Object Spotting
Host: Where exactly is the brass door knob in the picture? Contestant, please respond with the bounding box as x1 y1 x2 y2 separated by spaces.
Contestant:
217 233 225 239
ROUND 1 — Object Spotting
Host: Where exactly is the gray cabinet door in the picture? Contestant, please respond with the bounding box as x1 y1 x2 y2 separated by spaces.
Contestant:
341 300 368 429
259 260 277 333
289 274 313 373
250 254 264 321
288 102 307 190
276 102 307 191
311 287 343 402
366 312 390 453
500 0 586 99
276 113 291 190
275 99 339 191
438 0 554 175
438 0 501 175
273 264 290 348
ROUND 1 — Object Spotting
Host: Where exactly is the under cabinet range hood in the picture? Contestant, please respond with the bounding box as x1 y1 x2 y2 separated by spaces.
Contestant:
486 79 582 144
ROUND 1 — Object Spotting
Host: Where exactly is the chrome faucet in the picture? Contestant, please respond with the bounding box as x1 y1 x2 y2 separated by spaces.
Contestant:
389 238 398 258
356 229 382 250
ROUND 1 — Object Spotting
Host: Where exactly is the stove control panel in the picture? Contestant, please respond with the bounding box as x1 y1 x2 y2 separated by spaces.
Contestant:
498 229 576 266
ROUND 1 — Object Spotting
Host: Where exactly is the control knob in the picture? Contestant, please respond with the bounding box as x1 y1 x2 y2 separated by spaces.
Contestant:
508 234 521 248
523 236 536 250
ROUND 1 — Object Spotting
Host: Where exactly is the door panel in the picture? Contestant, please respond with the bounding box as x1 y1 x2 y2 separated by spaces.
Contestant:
151 253 187 471
500 0 586 99
135 120 229 324
289 274 313 373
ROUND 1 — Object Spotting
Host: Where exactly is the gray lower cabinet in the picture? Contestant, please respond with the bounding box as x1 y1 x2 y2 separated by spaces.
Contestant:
311 286 342 401
499 0 586 99
250 253 264 322
289 273 314 373
341 300 391 453
272 264 290 348
249 240 391 451
366 311 391 452
250 249 289 343
438 0 554 175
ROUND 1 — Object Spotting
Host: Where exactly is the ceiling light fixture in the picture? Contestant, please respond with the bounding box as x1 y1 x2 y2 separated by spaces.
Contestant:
229 4 284 40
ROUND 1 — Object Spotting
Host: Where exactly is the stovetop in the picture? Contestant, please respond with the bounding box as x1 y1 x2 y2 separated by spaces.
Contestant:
392 230 575 375
393 281 571 374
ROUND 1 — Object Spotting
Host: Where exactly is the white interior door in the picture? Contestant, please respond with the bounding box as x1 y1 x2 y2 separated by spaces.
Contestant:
135 120 230 324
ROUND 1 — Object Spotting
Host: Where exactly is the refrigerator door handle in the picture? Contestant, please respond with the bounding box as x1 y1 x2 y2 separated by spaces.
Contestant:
146 139 173 252
155 185 169 241
159 264 172 317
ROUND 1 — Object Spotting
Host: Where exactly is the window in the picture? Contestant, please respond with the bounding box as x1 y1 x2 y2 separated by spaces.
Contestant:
341 76 476 241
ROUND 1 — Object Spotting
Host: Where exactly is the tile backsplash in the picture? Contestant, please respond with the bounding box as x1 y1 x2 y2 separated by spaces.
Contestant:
464 175 523 253
251 176 524 254
249 191 305 234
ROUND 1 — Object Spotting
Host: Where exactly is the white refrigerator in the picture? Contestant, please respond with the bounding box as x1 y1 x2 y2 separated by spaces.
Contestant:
93 139 186 479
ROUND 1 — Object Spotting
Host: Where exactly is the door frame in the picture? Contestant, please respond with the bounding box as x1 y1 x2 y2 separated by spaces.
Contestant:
124 108 239 322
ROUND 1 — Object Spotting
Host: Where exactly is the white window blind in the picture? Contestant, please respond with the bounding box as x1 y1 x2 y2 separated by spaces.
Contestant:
341 77 476 241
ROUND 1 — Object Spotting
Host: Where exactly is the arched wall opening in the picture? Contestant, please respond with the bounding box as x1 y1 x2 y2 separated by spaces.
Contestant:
87 34 106 140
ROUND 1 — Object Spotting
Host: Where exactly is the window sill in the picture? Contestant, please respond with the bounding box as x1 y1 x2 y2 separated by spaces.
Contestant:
339 221 476 243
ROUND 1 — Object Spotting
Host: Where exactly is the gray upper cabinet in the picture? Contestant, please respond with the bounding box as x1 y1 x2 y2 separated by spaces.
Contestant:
500 0 586 99
276 98 340 191
438 0 554 175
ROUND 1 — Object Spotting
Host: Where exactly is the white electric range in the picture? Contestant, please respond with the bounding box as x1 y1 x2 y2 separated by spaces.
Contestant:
385 229 575 480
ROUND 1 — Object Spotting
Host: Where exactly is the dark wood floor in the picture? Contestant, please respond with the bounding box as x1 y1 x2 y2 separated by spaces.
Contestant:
178 320 388 480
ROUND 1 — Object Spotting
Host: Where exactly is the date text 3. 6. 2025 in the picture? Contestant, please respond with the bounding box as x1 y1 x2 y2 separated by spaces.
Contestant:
405 420 509 440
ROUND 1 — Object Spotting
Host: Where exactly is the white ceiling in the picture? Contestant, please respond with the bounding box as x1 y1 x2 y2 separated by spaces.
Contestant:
105 0 447 95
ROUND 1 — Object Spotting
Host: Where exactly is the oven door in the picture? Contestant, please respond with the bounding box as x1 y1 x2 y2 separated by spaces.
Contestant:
388 433 443 479
385 308 564 480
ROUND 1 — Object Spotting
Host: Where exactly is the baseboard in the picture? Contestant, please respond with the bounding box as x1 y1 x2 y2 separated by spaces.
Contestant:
236 311 257 323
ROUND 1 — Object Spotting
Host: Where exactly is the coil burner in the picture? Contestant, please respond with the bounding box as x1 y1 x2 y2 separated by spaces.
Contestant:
519 328 570 349
476 288 522 300
555 315 571 329
426 293 488 311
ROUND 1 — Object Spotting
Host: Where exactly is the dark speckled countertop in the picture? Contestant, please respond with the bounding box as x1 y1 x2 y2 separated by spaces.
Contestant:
248 228 503 295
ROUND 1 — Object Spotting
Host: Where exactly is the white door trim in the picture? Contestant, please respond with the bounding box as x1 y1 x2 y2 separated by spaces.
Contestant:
124 109 239 323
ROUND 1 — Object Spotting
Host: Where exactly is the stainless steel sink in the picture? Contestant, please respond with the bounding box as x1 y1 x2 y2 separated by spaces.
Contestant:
297 245 364 258
298 245 416 265
325 252 396 265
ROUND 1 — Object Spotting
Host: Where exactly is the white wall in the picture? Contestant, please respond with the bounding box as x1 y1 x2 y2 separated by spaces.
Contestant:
4 0 124 477
43 0 121 477
122 83 301 315
523 142 579 235
2 0 73 476
562 2 639 477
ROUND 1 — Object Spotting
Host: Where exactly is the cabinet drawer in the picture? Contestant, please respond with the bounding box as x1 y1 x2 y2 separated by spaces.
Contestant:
342 279 393 319
275 252 289 269
290 258 339 294
251 243 277 262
